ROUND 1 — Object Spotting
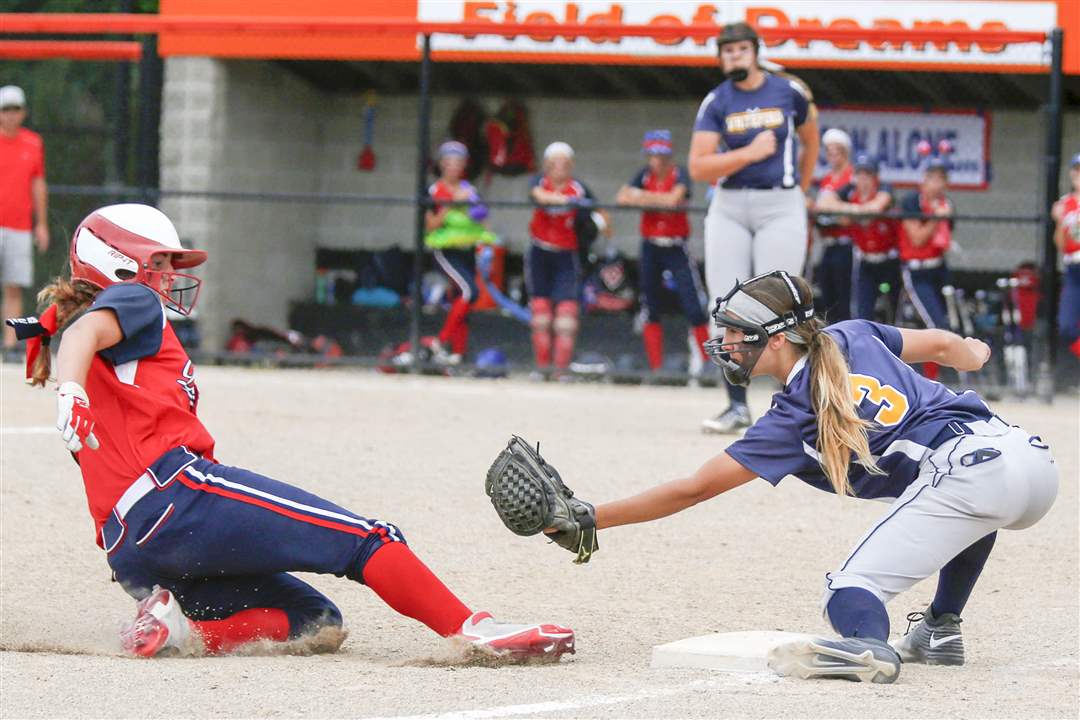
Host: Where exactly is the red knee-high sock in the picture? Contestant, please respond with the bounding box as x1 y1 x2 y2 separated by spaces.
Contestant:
532 330 552 367
923 361 940 381
191 608 290 654
362 542 472 637
554 334 575 369
692 324 710 358
1071 338 1080 359
643 322 664 370
450 319 469 356
438 298 470 350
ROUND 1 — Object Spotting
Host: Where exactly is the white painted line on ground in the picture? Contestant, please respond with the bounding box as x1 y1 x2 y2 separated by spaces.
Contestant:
1 426 54 435
361 679 720 720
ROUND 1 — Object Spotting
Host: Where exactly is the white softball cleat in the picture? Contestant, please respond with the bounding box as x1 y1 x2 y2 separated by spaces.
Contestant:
768 636 901 684
891 609 964 666
456 611 575 660
120 586 193 658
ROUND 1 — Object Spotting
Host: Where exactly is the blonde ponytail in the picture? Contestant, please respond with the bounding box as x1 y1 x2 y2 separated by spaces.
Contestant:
739 273 884 497
29 278 99 387
800 318 884 496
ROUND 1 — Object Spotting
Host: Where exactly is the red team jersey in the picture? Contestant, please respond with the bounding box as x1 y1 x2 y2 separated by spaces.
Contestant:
838 181 899 255
898 192 953 261
0 127 45 230
629 164 691 239
81 283 215 542
818 165 855 240
528 175 592 251
1058 194 1080 255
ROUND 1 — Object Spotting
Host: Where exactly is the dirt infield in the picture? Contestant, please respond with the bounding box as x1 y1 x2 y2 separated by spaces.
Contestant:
1 364 1077 719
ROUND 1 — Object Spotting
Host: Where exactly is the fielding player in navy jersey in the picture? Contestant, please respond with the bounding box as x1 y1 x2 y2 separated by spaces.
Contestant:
616 129 709 373
552 271 1058 683
690 22 820 434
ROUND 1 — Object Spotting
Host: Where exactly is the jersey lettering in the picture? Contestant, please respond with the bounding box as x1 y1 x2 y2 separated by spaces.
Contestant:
724 108 784 134
849 373 910 426
176 360 199 411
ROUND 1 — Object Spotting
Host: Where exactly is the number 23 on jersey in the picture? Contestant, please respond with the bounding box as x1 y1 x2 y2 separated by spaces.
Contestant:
849 373 910 427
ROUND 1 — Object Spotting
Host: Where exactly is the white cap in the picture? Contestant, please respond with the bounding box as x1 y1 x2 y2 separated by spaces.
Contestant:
543 141 574 161
822 128 852 153
0 86 26 108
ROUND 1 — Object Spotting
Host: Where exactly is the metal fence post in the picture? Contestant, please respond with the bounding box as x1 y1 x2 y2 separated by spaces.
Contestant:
1037 27 1064 401
136 34 162 205
410 33 432 370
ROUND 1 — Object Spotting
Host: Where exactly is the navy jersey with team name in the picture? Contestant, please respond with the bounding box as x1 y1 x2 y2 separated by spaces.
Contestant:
726 320 995 499
693 72 811 189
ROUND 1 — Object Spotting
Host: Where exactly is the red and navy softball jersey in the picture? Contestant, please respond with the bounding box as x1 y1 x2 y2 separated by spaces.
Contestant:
838 181 899 255
898 192 954 261
1058 193 1080 255
528 175 593 251
726 320 995 500
81 283 215 540
628 164 691 239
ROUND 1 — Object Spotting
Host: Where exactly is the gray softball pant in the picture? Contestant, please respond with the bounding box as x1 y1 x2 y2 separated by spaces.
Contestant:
703 187 808 314
821 420 1059 615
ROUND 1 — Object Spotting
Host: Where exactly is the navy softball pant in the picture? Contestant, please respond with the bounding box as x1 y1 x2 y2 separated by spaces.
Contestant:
901 264 950 329
853 256 900 321
527 244 579 303
1059 264 1080 348
817 242 853 322
639 239 707 326
104 447 404 637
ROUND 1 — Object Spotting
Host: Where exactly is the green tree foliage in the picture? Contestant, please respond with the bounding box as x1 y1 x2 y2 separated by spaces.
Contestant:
4 0 159 293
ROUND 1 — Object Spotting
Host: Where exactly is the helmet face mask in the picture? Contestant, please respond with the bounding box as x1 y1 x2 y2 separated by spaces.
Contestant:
703 271 815 386
70 204 206 316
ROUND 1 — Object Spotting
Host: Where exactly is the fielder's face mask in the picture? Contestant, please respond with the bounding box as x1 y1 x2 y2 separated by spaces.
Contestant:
703 271 815 386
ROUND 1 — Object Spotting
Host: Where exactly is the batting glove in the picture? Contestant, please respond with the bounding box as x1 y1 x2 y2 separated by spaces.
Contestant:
56 381 100 453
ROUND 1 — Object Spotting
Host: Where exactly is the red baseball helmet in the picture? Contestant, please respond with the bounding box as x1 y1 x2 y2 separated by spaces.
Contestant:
70 204 207 315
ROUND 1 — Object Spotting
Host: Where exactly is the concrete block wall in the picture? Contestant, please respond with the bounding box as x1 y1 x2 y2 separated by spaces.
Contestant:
161 59 325 350
161 57 1080 348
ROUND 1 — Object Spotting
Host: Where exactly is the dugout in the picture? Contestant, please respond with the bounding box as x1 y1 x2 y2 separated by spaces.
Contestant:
4 2 1080 375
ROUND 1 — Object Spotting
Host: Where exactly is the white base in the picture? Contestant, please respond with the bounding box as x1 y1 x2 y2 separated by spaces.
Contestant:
650 631 816 673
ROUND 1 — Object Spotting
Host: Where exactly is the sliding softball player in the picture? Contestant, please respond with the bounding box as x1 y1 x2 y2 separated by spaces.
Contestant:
10 203 574 660
487 270 1058 684
690 21 819 434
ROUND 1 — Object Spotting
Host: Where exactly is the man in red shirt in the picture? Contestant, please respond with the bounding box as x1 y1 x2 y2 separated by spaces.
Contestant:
1 85 49 351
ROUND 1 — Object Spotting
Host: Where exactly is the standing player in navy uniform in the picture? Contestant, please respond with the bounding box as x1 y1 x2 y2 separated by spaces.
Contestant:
616 129 709 373
529 271 1057 683
816 153 898 320
11 203 575 660
898 159 954 381
690 22 819 433
812 128 856 321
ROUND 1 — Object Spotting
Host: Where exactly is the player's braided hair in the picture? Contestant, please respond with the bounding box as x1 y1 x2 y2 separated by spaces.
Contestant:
29 277 100 387
744 274 883 497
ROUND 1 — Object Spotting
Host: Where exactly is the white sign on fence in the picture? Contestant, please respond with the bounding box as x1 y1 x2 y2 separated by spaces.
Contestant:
815 108 990 189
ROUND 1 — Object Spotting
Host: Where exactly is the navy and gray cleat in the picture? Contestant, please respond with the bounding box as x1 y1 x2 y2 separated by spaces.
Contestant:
891 609 964 666
768 637 902 684
701 404 752 434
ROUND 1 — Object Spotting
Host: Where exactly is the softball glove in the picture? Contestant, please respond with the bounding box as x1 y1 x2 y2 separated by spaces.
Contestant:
485 436 598 564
